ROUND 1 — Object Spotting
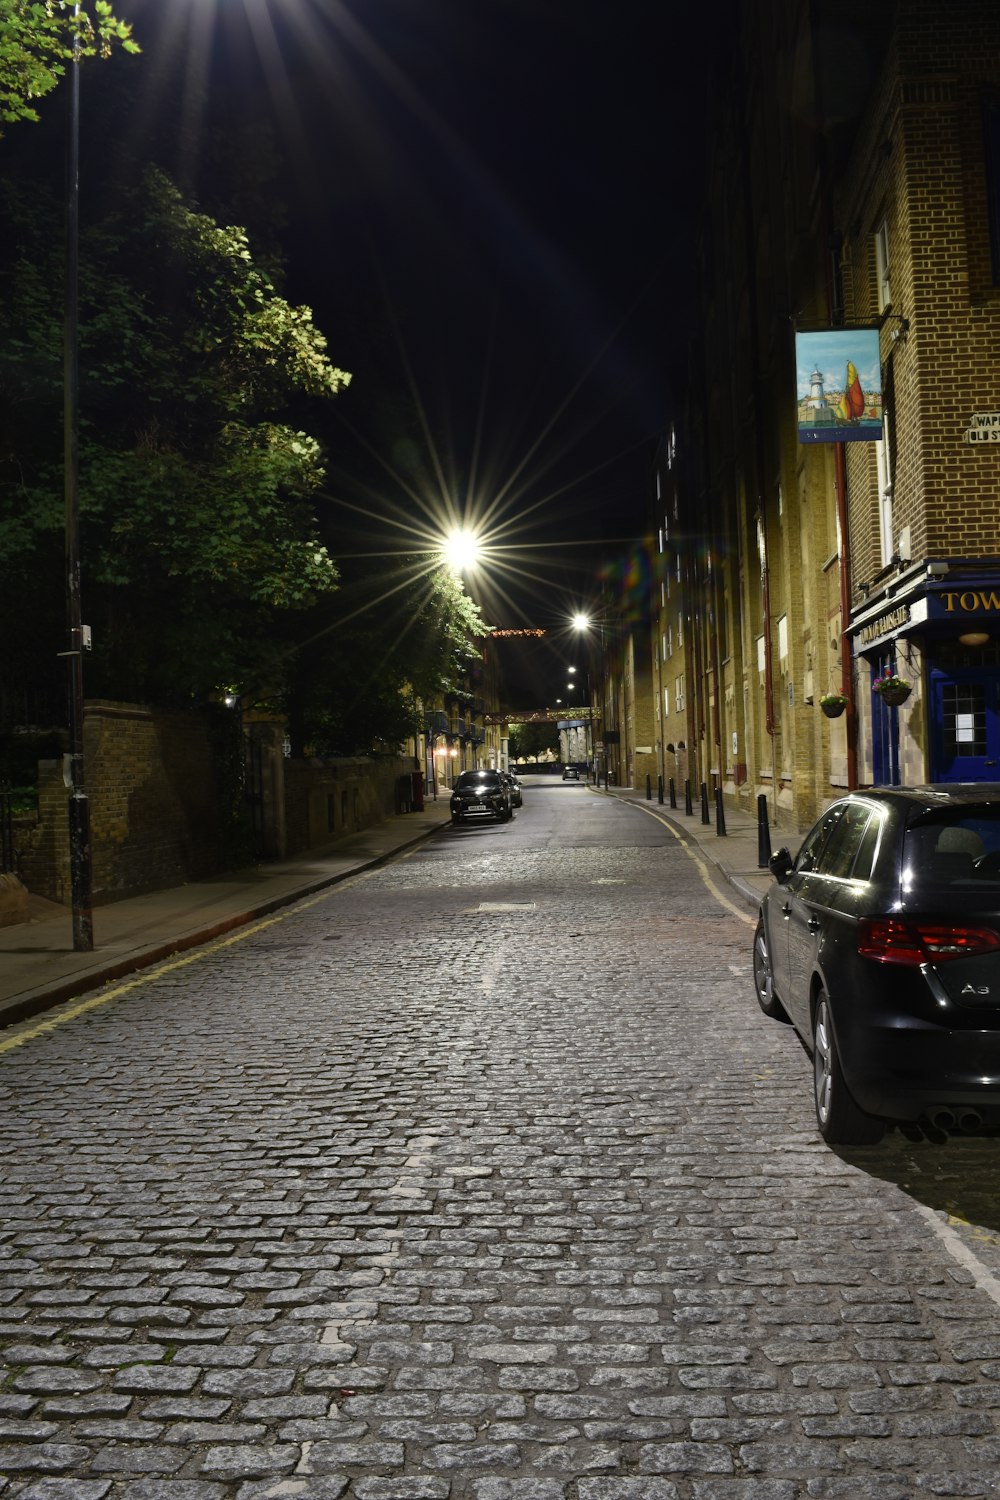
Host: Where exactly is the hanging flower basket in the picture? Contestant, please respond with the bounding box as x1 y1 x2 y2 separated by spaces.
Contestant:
873 674 912 707
819 694 848 718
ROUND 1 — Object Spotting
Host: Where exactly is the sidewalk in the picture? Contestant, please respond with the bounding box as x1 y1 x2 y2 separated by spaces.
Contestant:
0 784 782 1030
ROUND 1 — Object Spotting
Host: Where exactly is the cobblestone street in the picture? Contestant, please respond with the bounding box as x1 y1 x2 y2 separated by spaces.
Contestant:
3 783 1000 1499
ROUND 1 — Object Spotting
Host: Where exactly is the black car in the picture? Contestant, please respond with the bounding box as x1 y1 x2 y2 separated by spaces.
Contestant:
754 785 1000 1145
501 771 523 808
562 765 581 781
450 769 512 825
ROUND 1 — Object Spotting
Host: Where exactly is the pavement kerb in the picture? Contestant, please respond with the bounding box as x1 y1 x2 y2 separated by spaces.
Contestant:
588 781 769 917
0 810 452 1033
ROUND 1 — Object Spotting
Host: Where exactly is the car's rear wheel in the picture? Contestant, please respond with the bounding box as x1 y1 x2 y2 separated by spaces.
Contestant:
812 991 884 1145
753 916 789 1022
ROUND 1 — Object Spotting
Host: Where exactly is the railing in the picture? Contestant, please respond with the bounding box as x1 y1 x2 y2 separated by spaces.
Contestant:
0 785 38 875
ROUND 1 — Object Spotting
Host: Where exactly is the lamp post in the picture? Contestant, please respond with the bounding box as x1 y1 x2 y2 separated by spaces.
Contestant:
571 613 602 783
62 6 94 951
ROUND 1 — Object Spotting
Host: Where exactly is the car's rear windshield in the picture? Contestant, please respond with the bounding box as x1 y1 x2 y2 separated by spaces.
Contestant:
456 771 499 787
903 809 1000 890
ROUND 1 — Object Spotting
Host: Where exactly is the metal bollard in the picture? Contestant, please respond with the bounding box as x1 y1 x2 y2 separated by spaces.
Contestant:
646 774 652 801
684 779 693 816
714 787 727 836
757 793 772 867
700 782 710 825
657 775 664 804
669 777 677 809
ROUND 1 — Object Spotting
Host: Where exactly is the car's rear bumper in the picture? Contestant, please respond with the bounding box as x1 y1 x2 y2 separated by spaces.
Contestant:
844 1024 1000 1123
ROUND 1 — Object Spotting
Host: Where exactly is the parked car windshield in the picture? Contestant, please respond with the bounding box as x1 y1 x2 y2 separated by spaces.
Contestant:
456 771 500 788
903 809 1000 890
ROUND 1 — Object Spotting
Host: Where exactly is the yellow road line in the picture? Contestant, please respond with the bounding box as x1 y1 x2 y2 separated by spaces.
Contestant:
627 800 757 926
0 884 345 1056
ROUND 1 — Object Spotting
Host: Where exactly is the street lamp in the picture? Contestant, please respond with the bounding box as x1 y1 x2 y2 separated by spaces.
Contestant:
571 611 604 784
441 528 480 574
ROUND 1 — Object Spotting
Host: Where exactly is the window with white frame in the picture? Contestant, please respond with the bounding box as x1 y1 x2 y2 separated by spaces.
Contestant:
677 611 684 647
664 687 670 718
777 614 788 660
661 632 668 663
875 219 892 311
675 674 685 712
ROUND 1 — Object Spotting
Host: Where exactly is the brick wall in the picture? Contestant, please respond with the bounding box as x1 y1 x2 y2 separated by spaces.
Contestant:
18 702 231 905
283 756 413 856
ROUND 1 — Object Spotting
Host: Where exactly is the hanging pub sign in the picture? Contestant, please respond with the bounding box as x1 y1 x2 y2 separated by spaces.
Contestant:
795 327 883 444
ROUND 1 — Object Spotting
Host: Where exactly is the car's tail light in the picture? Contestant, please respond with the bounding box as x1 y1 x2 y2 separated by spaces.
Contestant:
858 917 1000 965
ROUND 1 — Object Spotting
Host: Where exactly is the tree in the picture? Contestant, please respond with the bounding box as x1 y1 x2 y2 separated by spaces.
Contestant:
0 0 138 130
508 721 559 762
0 165 350 710
281 561 486 758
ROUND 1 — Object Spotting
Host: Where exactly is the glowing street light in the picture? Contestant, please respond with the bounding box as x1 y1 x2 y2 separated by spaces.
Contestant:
441 528 480 574
572 612 591 631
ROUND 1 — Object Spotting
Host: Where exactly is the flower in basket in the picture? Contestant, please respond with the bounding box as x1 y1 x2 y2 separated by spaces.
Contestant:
819 693 848 709
873 672 911 696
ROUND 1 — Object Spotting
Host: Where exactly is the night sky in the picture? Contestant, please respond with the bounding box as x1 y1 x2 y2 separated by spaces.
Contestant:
26 0 726 707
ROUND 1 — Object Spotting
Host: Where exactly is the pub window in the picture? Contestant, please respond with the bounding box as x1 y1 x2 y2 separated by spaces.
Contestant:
942 683 987 760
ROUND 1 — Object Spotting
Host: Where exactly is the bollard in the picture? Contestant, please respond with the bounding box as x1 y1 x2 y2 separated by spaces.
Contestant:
646 774 652 801
715 787 727 837
669 777 677 809
684 778 693 816
657 775 664 805
757 793 772 867
700 782 710 825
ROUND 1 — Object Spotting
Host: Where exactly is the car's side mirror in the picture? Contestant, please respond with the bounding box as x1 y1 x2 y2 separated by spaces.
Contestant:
768 847 794 883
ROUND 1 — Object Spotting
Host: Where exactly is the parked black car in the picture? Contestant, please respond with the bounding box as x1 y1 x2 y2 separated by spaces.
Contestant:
501 771 523 808
450 769 512 825
753 785 1000 1145
561 765 581 781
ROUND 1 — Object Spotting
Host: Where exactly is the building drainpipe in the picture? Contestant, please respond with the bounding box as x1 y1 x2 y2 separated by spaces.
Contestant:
834 443 858 790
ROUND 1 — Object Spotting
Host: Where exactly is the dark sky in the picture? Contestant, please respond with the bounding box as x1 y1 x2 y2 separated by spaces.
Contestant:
56 0 723 705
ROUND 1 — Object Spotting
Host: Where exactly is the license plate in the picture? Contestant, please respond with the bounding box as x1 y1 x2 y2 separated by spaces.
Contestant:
468 801 486 810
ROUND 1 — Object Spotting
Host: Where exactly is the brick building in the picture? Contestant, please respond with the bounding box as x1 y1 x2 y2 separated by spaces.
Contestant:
646 0 1000 836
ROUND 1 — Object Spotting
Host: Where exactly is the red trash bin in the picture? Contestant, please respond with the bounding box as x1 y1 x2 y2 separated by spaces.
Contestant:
411 770 425 811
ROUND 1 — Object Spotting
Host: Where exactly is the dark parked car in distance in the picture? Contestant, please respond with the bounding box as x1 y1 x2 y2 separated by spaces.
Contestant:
501 771 523 807
562 765 581 781
753 785 1000 1145
450 769 512 825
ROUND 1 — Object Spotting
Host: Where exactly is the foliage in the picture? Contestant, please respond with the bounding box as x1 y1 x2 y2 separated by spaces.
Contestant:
0 0 139 130
0 166 350 707
281 563 486 758
873 673 911 695
508 721 559 761
819 693 848 707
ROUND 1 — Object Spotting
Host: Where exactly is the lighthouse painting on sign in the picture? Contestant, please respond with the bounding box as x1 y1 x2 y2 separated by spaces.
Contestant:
795 328 883 443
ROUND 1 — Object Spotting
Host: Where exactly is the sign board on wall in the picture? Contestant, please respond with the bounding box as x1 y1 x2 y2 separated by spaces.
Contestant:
795 327 883 443
964 413 1000 443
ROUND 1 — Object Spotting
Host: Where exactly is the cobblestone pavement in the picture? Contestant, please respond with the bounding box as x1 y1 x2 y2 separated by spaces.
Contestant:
3 784 1000 1500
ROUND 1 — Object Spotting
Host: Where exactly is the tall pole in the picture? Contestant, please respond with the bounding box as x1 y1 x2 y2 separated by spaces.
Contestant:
64 7 94 950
